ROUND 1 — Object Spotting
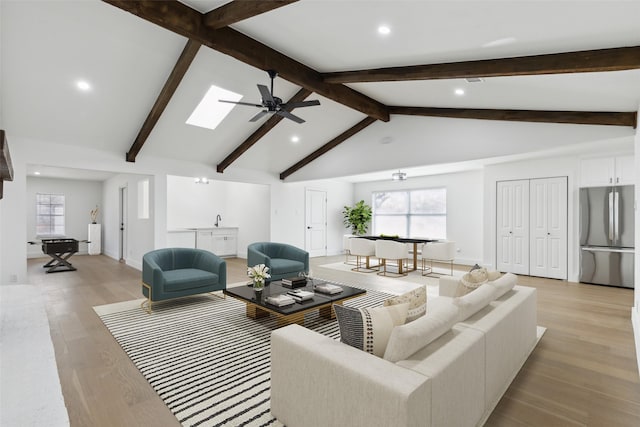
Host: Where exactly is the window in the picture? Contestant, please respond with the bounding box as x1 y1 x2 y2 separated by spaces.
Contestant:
36 193 65 236
372 188 446 238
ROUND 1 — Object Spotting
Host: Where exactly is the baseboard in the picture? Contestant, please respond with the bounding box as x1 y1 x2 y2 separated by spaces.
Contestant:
632 307 640 379
127 258 142 271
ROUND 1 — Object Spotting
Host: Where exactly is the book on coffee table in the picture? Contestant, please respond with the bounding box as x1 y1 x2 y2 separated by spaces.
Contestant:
313 282 343 295
266 294 295 307
286 289 314 302
281 276 307 288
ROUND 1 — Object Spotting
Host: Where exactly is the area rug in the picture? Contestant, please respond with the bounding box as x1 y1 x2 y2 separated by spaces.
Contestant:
94 279 394 427
318 261 445 296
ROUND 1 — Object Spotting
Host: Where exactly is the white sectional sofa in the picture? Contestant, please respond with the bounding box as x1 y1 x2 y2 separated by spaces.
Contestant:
270 273 538 427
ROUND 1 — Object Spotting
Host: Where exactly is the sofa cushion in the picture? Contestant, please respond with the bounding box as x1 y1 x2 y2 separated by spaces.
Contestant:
334 303 409 357
269 258 305 275
383 286 427 323
163 269 219 292
383 297 459 362
486 272 516 299
453 284 498 321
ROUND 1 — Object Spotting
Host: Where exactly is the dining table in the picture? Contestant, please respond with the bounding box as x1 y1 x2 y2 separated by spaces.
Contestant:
359 235 438 271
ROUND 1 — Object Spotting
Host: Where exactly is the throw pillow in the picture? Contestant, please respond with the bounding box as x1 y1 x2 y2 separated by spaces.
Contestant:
455 267 489 297
383 286 427 323
334 303 409 357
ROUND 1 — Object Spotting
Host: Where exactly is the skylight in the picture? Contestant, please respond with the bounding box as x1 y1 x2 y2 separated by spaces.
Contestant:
186 85 242 130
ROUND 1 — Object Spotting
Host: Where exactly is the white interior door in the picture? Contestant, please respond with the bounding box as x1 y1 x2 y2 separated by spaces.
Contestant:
119 186 127 263
305 189 327 257
496 180 529 274
530 177 568 279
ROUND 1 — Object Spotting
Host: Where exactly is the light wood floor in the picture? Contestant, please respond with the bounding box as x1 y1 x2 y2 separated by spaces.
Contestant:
27 255 640 426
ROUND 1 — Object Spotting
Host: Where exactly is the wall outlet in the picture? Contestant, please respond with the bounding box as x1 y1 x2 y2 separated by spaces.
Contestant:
9 274 18 283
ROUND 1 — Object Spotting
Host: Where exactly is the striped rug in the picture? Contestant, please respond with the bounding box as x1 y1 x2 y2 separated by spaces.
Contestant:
94 280 394 427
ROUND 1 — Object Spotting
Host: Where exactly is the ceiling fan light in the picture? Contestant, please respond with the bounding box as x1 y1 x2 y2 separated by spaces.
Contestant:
391 170 407 181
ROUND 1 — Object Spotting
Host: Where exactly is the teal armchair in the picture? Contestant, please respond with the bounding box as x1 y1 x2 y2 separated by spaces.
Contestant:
247 242 309 281
142 248 226 313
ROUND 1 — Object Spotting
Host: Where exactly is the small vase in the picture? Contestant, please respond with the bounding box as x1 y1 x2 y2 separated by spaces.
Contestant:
253 287 263 300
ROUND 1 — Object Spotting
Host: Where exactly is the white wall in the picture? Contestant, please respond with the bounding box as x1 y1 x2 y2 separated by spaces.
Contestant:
166 175 270 258
633 106 640 377
102 173 154 270
26 177 102 257
354 170 484 266
271 179 354 257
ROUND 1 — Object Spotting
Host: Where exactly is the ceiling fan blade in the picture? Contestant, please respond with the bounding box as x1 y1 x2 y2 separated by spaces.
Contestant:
257 84 275 105
277 109 305 124
281 100 321 109
219 99 262 107
249 110 270 122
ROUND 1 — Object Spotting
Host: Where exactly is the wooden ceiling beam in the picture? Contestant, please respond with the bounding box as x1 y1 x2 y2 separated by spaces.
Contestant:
279 117 377 180
126 39 201 162
323 46 640 83
389 106 638 128
217 88 312 173
204 0 299 29
103 0 390 122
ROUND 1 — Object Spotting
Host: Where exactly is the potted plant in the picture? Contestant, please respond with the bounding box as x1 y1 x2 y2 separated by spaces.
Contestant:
343 200 372 235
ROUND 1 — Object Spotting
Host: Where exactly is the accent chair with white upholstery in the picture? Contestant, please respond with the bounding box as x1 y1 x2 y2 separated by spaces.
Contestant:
421 241 456 276
375 239 409 277
349 237 378 273
343 234 356 265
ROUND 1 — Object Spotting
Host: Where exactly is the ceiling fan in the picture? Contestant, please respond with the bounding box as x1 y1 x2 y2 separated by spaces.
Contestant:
219 70 320 124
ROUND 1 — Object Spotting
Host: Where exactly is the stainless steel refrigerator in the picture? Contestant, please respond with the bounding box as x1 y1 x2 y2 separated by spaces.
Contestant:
579 185 634 288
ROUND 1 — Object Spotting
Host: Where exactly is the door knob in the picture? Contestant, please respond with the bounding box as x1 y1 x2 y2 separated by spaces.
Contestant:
307 226 312 229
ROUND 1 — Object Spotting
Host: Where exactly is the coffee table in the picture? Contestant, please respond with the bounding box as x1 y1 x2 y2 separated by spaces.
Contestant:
224 278 366 327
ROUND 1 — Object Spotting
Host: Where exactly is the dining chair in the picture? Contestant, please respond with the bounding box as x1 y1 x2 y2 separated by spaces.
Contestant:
375 239 409 277
421 241 456 276
349 238 379 273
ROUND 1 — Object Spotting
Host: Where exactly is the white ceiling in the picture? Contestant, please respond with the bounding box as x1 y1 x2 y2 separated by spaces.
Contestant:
2 0 639 182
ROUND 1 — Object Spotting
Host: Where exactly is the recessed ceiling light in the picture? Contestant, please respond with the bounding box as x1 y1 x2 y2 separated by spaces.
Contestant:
76 80 91 91
378 25 391 35
186 85 242 130
454 88 465 96
291 135 300 143
34 171 41 175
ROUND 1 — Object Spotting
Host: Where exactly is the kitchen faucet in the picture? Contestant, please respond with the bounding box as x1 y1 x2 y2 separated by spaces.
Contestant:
215 214 222 227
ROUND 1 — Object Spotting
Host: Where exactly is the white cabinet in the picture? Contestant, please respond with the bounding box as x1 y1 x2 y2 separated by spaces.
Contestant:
196 228 238 257
580 155 635 187
88 223 101 255
496 177 567 279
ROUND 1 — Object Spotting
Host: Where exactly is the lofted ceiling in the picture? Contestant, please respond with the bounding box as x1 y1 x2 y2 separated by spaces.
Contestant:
1 0 639 182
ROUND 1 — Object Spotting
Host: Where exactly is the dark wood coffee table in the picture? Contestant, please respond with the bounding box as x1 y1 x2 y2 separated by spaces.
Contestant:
223 278 365 327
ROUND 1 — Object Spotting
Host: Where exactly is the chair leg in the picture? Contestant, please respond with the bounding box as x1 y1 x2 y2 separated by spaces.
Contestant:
377 258 407 277
141 282 153 314
352 255 378 273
